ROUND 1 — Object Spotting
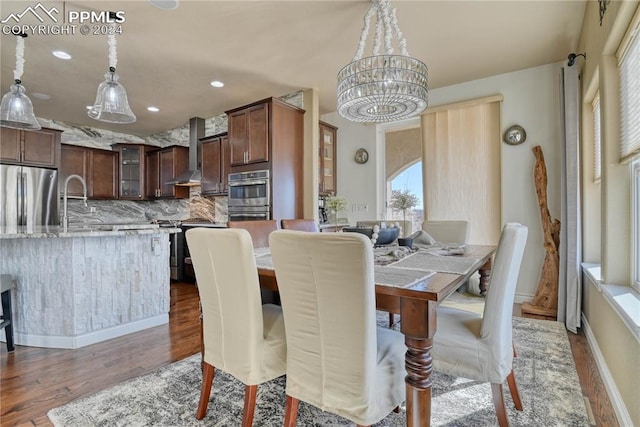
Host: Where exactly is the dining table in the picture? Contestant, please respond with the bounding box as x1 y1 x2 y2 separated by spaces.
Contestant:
255 243 496 427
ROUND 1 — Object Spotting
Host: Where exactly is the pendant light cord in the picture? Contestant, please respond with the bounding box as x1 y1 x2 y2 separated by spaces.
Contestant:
351 0 409 62
13 35 25 83
108 24 118 70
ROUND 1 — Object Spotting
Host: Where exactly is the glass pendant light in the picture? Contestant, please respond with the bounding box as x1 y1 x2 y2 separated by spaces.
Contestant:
0 34 41 130
88 26 136 123
337 0 428 123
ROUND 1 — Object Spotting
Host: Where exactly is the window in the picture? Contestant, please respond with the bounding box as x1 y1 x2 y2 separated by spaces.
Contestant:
618 11 640 291
592 95 601 182
633 160 640 293
388 162 423 233
618 15 640 163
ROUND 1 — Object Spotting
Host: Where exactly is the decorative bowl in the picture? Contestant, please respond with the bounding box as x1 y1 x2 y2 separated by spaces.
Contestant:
343 226 400 245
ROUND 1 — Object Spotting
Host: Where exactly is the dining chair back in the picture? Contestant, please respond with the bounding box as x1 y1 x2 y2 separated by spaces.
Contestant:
227 219 279 248
422 220 470 244
280 218 319 232
269 230 406 427
431 222 528 426
185 228 287 426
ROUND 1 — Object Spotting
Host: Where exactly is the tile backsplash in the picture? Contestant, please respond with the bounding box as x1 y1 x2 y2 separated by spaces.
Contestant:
64 196 228 225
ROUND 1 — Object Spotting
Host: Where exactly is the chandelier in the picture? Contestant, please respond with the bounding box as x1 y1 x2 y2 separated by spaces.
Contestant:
88 24 136 124
337 0 428 123
0 34 41 130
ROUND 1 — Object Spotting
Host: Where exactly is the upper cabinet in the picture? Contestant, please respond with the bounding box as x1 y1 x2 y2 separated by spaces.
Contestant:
112 144 147 200
201 133 230 195
227 101 269 166
146 146 189 199
0 126 61 168
319 121 338 196
60 144 118 199
226 97 305 220
90 149 119 199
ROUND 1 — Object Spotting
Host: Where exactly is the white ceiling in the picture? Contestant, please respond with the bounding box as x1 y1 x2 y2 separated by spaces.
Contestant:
0 0 587 137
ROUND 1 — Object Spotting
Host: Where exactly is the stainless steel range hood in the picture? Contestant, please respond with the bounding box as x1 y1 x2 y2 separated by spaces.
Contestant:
169 117 205 186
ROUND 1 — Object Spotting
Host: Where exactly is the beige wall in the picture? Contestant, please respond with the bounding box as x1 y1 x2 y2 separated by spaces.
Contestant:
577 1 640 425
582 274 640 425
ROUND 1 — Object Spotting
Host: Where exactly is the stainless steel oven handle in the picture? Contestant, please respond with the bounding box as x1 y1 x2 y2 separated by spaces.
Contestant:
229 213 269 218
228 179 268 186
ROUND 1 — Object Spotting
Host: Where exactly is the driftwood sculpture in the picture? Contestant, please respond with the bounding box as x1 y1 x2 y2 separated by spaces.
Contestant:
522 145 560 319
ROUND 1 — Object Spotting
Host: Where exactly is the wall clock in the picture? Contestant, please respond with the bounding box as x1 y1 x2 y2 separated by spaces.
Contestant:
503 125 527 146
354 148 369 164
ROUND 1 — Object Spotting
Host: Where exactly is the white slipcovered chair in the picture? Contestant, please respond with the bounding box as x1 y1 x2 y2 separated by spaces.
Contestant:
431 222 528 427
269 230 406 427
185 228 287 426
422 220 470 244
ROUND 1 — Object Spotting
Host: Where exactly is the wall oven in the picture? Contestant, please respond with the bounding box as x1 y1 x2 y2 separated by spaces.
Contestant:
228 170 270 221
228 206 271 221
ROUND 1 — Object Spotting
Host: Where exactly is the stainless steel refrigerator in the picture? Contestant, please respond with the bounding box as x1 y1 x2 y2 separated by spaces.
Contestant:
0 164 59 228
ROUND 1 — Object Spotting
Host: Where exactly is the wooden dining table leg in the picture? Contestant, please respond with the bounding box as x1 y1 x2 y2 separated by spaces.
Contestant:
401 297 438 427
478 258 493 296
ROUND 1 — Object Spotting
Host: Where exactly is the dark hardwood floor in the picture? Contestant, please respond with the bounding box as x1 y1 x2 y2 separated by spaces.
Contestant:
1 282 617 426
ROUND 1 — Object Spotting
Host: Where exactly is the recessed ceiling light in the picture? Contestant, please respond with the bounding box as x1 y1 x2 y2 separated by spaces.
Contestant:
148 0 179 10
210 80 224 88
147 106 160 112
52 50 71 60
31 92 50 100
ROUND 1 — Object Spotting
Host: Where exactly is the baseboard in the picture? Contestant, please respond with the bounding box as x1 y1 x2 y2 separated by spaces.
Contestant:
514 293 533 304
581 313 633 426
0 314 168 349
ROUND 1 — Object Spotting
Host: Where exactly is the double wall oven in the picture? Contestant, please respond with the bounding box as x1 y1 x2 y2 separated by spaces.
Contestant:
227 170 271 221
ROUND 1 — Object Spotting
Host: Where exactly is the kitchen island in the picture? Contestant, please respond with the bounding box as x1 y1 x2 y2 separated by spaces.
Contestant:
0 224 180 349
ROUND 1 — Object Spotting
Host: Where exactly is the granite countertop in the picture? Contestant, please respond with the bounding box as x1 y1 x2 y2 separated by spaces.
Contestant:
180 222 227 228
0 223 181 239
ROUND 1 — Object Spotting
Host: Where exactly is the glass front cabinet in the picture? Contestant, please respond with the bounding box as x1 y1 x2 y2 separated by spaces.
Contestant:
113 144 146 199
319 121 337 195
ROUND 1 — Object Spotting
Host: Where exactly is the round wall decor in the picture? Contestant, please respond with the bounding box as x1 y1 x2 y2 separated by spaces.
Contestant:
503 125 527 145
354 148 369 164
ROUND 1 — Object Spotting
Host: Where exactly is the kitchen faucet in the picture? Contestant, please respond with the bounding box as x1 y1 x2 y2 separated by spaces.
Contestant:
63 174 88 232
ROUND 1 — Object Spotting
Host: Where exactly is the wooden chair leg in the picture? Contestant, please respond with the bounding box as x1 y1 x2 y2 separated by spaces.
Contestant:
506 370 523 411
196 362 215 420
242 384 258 427
491 382 510 427
388 312 394 328
283 395 299 427
513 343 517 358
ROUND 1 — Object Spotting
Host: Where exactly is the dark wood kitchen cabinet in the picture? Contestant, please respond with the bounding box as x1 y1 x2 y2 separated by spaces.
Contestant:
226 97 305 220
200 132 230 195
319 121 337 196
0 126 61 168
112 144 147 200
90 149 119 199
60 144 118 199
146 146 189 199
227 101 269 166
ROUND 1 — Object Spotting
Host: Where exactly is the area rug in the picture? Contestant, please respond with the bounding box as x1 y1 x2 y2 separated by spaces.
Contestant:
48 316 589 426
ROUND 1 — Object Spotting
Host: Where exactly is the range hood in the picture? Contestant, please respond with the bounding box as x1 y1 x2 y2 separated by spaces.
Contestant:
169 117 205 186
